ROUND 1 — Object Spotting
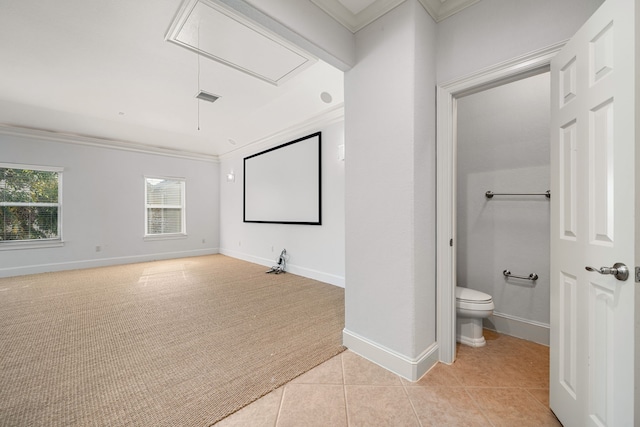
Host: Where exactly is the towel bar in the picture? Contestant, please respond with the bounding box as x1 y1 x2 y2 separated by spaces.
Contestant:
486 190 550 199
503 270 538 281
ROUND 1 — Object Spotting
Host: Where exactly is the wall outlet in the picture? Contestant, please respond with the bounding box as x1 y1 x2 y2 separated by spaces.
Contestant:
271 245 274 252
95 246 101 252
202 239 206 244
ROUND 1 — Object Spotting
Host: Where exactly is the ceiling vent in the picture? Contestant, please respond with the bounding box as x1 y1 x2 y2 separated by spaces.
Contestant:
195 90 220 103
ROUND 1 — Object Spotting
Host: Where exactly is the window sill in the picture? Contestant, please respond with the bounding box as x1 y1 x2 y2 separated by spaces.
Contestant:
143 233 188 242
0 239 64 251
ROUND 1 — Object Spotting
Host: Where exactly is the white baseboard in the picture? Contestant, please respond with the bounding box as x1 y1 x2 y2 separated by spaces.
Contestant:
484 311 550 346
0 248 219 278
342 328 439 381
220 248 345 288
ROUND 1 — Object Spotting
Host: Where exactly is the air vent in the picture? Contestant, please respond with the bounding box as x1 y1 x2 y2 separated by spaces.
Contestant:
195 90 220 103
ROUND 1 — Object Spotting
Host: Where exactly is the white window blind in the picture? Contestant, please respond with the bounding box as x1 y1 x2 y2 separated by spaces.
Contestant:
145 177 185 236
0 164 62 244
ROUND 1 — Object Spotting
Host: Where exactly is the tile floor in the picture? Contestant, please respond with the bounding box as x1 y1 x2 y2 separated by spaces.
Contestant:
215 330 561 426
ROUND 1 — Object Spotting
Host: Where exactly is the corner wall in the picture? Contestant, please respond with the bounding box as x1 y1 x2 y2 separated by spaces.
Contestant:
344 0 437 380
0 131 220 277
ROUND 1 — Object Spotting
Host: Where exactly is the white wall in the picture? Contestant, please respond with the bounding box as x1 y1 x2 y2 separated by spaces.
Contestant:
436 0 605 83
456 72 551 340
218 118 345 287
0 131 220 277
344 0 437 379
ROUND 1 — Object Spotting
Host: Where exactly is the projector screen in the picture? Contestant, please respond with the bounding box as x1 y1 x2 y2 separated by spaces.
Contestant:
243 132 321 225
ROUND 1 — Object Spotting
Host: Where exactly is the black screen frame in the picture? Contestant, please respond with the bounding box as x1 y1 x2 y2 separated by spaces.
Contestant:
243 132 322 225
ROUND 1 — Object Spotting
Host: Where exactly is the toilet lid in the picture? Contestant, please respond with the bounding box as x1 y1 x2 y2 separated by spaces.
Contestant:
456 286 492 303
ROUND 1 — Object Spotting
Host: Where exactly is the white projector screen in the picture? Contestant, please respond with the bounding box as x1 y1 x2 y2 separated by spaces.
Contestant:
243 132 321 225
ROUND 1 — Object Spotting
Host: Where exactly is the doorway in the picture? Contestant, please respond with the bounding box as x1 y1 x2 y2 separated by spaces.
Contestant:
436 43 564 364
456 70 551 345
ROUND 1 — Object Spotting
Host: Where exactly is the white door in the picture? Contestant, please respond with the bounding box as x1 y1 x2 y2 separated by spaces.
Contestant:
550 0 638 425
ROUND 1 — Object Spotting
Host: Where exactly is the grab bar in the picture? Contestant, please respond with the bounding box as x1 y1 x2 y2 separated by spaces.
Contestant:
503 270 538 281
485 190 550 199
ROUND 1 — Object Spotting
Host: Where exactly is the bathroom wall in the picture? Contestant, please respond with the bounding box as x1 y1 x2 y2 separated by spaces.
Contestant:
456 72 550 344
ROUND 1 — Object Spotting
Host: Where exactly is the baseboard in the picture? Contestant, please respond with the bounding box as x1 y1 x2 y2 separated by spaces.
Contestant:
220 248 345 288
0 248 220 278
342 329 439 381
484 311 550 346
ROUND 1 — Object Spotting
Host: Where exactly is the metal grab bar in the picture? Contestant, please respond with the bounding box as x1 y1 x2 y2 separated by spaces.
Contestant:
503 270 538 281
485 190 550 199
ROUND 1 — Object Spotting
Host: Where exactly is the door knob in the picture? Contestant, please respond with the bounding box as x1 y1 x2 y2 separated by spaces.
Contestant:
585 262 629 281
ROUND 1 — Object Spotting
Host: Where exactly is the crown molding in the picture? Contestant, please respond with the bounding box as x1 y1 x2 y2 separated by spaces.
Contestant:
418 0 479 22
310 0 404 33
311 0 480 32
218 103 344 160
0 124 219 163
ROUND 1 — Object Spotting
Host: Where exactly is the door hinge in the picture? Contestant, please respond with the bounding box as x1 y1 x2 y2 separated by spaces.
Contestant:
636 267 640 283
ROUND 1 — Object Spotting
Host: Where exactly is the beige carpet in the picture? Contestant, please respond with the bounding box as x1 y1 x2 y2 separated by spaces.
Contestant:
0 255 345 426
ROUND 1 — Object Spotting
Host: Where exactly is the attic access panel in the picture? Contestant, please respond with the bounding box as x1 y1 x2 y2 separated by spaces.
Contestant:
166 0 316 85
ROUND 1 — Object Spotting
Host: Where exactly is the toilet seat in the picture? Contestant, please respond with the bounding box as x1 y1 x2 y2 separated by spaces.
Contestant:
456 286 492 302
456 287 494 311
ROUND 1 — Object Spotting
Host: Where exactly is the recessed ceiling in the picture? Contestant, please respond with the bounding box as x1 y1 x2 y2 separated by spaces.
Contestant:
311 0 480 32
337 0 376 15
166 0 316 85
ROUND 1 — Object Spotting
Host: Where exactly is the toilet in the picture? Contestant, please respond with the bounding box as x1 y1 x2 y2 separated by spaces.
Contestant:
456 286 495 347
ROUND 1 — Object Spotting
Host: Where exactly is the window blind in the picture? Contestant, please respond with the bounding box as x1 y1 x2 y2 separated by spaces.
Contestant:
145 177 185 235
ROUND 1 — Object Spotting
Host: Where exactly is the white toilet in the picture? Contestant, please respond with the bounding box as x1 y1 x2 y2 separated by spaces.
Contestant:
456 286 495 347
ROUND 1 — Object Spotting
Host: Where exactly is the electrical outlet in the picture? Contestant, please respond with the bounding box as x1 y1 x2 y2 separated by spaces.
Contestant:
271 246 274 252
96 246 101 252
202 239 206 244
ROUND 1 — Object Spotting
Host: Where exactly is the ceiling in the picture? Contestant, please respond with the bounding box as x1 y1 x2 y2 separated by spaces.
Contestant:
312 0 480 31
0 0 343 158
0 0 478 158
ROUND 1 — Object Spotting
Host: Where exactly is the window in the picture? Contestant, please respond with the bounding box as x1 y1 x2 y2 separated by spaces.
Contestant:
0 163 63 248
145 177 185 237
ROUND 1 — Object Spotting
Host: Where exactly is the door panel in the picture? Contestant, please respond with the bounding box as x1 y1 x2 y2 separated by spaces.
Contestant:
558 272 577 398
550 0 636 425
560 120 578 239
589 98 614 245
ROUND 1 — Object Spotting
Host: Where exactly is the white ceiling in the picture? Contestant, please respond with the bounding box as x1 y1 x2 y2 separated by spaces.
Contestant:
0 0 343 157
0 0 479 158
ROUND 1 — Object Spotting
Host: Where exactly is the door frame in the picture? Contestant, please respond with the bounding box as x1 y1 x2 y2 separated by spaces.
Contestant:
436 42 565 364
